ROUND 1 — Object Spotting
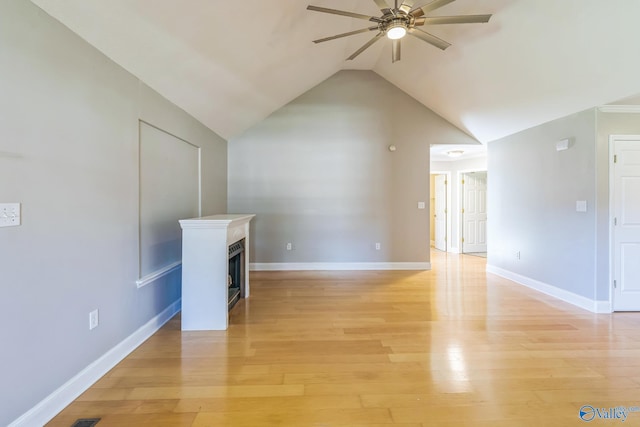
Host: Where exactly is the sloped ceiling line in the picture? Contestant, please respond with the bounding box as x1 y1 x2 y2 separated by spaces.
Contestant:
29 0 640 142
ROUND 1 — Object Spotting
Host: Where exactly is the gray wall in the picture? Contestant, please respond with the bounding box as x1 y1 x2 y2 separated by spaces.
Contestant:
0 1 226 425
487 110 598 299
228 70 478 264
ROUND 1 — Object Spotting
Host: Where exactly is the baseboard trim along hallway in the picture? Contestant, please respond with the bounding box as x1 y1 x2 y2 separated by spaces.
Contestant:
486 264 611 313
251 262 431 271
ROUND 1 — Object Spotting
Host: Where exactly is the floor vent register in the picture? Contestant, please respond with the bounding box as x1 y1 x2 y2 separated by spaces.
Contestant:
71 418 101 427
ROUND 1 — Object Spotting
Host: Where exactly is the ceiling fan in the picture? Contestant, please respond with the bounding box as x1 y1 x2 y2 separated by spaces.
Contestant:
307 0 491 63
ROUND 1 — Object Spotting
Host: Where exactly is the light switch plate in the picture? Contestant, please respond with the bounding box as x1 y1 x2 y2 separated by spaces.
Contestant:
89 309 99 330
576 200 587 212
417 201 426 209
0 203 21 227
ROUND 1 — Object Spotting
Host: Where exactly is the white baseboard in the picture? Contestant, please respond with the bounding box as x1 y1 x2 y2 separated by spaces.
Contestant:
486 265 611 313
9 299 182 427
250 262 431 271
594 300 613 313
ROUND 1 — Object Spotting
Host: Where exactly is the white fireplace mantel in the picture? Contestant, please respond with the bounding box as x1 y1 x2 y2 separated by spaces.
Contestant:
179 214 255 330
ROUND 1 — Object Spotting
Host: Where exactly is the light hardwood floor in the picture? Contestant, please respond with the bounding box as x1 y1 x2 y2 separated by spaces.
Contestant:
48 251 640 426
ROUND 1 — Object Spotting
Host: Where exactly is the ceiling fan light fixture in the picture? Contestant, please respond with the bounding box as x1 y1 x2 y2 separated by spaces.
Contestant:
386 20 407 40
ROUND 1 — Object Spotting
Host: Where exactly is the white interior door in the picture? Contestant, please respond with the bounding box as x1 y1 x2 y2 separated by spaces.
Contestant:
613 139 640 311
462 172 487 253
434 174 447 251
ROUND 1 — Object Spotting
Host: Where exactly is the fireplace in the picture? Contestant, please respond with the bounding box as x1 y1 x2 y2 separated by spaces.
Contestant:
179 214 255 330
228 239 245 310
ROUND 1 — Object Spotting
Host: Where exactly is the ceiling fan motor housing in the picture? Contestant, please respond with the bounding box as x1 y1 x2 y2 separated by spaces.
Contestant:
385 18 409 39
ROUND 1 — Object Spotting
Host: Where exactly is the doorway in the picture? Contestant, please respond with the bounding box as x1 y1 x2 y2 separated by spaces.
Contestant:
610 136 640 311
461 171 487 255
430 172 451 252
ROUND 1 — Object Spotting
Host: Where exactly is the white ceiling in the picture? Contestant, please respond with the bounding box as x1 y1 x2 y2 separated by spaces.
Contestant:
430 143 486 162
30 0 640 142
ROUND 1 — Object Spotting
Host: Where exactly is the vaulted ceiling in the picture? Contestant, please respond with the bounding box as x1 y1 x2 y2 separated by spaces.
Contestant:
29 0 640 143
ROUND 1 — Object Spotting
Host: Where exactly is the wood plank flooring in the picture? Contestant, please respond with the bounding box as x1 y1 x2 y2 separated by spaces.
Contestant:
47 252 640 426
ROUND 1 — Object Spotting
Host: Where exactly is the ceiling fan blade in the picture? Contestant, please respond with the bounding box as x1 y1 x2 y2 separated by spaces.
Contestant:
372 0 391 14
423 14 492 24
313 26 379 44
398 0 415 14
410 0 455 18
408 28 451 50
392 38 401 63
414 17 426 25
307 5 382 23
347 32 385 60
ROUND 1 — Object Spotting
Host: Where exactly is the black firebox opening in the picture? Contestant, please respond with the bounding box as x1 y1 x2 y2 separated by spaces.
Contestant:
228 239 245 310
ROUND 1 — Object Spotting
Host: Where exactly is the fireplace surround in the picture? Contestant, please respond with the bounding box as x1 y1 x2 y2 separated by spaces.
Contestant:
179 214 255 330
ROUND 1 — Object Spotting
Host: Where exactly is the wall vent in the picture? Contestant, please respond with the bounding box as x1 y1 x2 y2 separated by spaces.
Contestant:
229 240 244 258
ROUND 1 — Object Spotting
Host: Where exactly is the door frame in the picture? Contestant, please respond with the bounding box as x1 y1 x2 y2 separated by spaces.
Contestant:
458 168 488 254
609 135 640 311
431 171 452 252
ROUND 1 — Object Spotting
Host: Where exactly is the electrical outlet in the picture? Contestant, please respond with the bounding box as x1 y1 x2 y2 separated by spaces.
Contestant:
286 242 292 251
0 203 21 227
89 309 99 330
375 243 381 250
516 251 521 260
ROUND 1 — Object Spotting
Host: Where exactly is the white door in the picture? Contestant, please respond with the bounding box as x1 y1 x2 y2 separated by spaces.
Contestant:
462 172 487 253
434 174 447 251
613 140 640 311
